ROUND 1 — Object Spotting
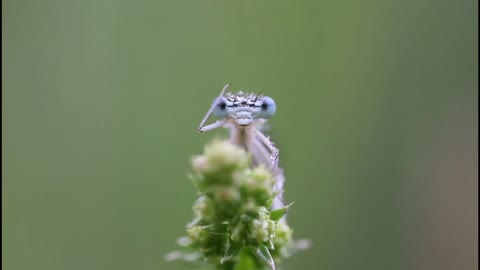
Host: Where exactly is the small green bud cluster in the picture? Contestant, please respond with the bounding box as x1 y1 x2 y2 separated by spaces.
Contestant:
167 139 307 270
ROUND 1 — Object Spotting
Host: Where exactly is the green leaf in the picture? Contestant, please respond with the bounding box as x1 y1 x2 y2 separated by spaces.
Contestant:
249 244 275 270
265 199 274 209
200 222 229 234
269 202 294 221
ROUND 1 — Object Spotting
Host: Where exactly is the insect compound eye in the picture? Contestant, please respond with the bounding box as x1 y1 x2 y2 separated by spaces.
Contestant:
212 97 229 118
259 96 276 118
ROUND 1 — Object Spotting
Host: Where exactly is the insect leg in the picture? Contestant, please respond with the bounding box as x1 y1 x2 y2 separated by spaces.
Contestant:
198 119 226 132
253 130 280 170
197 84 231 131
248 136 272 167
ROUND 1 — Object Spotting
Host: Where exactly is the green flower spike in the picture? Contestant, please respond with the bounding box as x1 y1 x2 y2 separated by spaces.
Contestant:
166 139 310 270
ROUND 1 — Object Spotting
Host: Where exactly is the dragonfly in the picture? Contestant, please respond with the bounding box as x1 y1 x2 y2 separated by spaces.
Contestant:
197 84 286 210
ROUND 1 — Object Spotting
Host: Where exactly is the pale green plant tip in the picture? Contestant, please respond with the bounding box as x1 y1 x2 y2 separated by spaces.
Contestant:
192 139 250 176
169 139 308 270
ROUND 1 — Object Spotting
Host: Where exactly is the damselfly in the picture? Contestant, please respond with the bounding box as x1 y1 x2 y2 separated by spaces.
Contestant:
198 84 285 210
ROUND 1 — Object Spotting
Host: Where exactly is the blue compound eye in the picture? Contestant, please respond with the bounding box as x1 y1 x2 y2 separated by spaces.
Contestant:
212 97 228 118
259 96 276 118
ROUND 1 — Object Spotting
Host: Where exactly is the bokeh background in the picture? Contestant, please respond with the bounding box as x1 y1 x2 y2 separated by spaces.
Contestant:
3 0 478 270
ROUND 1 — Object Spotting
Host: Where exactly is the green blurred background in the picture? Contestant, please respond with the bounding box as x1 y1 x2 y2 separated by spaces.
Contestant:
3 0 477 269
